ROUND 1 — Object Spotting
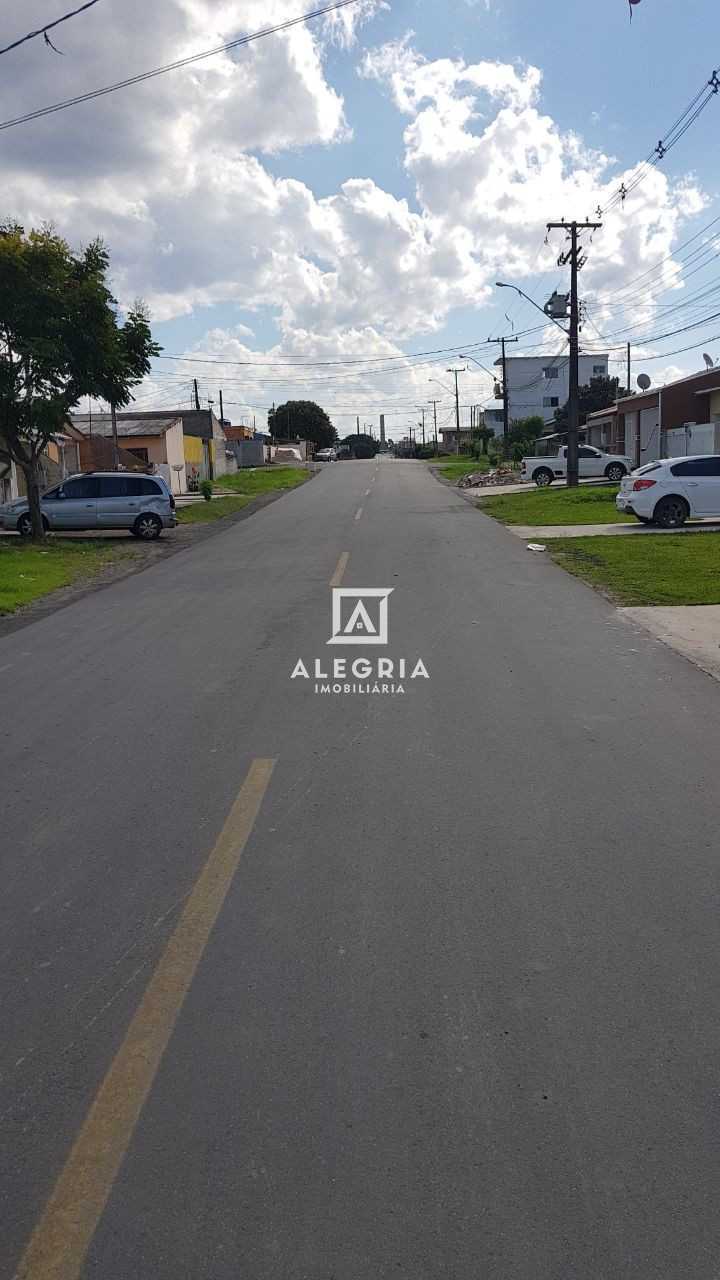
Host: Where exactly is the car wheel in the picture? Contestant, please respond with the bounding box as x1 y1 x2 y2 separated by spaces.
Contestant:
534 468 554 487
133 513 162 540
17 513 49 536
653 496 689 529
605 463 626 482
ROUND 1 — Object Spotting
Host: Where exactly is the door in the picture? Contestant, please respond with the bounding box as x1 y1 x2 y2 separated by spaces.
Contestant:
578 446 604 477
670 458 720 515
39 484 62 527
96 475 138 529
53 476 99 528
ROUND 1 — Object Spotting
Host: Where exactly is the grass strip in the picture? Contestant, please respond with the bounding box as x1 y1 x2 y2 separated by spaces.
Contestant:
176 495 252 524
0 539 132 615
477 484 633 526
216 466 308 496
548 532 720 605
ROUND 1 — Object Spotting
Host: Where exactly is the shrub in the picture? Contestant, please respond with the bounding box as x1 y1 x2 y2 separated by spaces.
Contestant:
199 478 213 502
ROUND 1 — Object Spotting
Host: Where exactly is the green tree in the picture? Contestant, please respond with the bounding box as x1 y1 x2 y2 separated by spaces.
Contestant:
268 400 337 450
553 375 629 436
0 223 160 537
508 414 546 463
340 432 378 459
470 425 495 457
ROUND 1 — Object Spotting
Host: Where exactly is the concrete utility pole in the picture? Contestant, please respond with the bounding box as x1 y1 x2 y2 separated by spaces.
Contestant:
446 368 465 454
428 399 439 454
487 336 518 461
110 402 119 471
193 378 200 411
218 389 224 426
547 218 602 487
417 407 426 448
627 342 631 393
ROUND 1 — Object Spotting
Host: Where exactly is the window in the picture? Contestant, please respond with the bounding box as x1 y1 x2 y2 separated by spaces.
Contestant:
127 477 163 495
543 366 559 379
97 476 130 498
62 477 99 499
593 364 606 376
670 457 720 477
543 396 559 408
579 447 601 458
126 448 149 464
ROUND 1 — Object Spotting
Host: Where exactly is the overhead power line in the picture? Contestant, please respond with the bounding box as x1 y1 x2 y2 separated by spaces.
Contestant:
0 0 103 58
0 0 363 131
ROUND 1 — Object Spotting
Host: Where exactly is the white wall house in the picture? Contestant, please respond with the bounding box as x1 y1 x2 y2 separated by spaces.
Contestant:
484 354 609 433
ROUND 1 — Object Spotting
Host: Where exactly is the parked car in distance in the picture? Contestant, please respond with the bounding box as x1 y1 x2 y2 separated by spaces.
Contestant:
521 445 634 486
616 455 720 527
315 448 338 461
0 472 178 539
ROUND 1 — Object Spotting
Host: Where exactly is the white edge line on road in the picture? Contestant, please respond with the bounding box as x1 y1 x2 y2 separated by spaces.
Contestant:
354 508 363 521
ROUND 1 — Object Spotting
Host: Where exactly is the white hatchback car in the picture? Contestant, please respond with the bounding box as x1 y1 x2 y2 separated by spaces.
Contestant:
616 455 720 527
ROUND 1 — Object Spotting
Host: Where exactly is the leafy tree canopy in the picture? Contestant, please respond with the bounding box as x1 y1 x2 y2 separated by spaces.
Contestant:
507 414 546 463
340 432 378 459
553 376 630 434
0 221 161 536
268 400 337 450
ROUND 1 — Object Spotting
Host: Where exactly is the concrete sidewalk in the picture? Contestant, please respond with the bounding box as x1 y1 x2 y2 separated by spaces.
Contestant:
621 605 720 682
508 520 720 539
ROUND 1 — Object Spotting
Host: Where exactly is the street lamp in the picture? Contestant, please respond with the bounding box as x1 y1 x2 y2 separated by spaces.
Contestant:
495 282 569 337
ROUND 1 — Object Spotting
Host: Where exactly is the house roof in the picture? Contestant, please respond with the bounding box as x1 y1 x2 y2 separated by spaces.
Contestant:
71 413 181 439
586 405 618 421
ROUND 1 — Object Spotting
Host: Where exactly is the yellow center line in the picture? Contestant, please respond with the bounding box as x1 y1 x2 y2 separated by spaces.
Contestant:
13 757 276 1280
330 551 349 587
354 507 363 521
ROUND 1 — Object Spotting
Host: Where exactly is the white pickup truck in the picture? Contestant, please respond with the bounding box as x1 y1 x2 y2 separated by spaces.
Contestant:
521 445 634 486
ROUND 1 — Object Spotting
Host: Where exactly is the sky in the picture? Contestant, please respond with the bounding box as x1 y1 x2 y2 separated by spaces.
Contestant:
2 0 720 440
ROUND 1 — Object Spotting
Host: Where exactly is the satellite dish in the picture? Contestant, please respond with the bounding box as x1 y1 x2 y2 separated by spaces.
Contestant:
703 353 715 369
637 373 651 390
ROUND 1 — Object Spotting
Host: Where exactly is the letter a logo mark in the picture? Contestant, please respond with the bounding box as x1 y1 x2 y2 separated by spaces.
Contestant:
343 600 377 636
328 588 393 645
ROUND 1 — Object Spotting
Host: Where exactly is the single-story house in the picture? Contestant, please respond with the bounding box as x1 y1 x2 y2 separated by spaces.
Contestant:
438 425 472 454
615 366 720 467
70 413 188 494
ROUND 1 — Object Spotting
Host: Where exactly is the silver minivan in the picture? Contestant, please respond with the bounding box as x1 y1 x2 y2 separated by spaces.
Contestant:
0 472 178 539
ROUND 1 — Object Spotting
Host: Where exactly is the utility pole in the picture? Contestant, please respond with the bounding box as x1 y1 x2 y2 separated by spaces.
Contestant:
627 342 631 392
547 218 602 487
193 378 200 411
110 401 119 471
428 399 439 454
417 407 426 448
446 367 466 455
218 389 224 427
487 336 518 461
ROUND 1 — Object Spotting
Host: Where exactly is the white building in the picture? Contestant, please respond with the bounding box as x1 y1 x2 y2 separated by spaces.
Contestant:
484 353 609 433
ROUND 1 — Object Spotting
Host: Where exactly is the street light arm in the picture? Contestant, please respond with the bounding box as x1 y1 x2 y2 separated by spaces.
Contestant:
495 281 569 337
429 377 454 396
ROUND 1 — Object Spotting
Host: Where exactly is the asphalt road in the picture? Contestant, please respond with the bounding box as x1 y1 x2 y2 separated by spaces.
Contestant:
3 458 720 1278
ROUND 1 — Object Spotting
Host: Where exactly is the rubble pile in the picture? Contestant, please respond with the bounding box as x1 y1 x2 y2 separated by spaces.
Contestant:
458 467 523 489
